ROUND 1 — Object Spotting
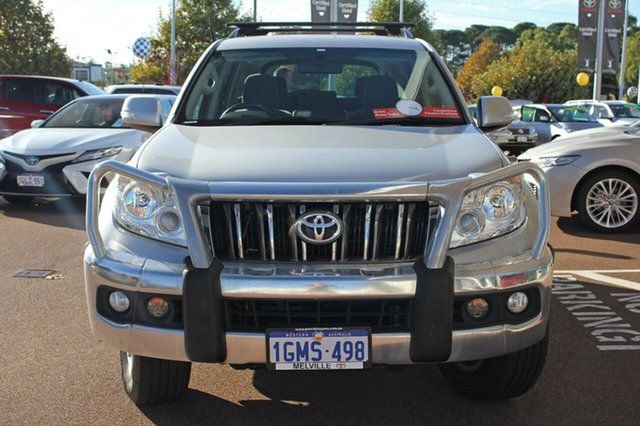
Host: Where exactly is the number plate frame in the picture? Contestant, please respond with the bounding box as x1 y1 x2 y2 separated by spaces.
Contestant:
16 174 45 187
266 327 372 371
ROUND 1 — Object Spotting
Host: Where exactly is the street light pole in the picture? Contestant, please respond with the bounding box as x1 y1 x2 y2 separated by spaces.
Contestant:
254 0 257 21
170 0 176 85
593 0 606 100
400 0 404 22
618 0 630 99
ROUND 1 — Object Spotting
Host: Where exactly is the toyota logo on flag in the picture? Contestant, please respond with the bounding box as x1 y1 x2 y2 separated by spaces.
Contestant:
583 0 596 8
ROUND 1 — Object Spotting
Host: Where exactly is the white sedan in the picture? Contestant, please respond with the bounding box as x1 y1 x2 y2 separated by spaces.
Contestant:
0 94 174 204
518 124 640 232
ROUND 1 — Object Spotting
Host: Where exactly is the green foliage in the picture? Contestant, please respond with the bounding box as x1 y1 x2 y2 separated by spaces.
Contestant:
0 0 71 76
368 0 442 51
471 31 589 103
132 0 245 84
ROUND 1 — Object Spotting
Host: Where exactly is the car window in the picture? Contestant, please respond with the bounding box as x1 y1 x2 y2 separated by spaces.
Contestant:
44 98 128 128
179 47 463 125
521 106 535 122
2 78 36 103
44 82 80 106
610 104 640 118
547 106 598 123
593 105 611 118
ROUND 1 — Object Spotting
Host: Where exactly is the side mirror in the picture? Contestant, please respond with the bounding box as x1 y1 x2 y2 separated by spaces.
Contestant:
31 119 45 128
121 96 163 133
476 96 513 131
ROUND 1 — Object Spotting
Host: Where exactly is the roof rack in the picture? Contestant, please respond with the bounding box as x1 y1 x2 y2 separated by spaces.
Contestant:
226 22 416 39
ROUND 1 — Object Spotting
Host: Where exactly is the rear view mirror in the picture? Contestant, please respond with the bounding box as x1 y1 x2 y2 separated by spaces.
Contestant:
121 96 163 133
297 61 344 74
476 96 513 131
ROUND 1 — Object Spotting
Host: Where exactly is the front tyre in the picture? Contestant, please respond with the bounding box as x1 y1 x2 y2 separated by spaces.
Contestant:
577 171 640 233
120 352 191 405
438 330 548 401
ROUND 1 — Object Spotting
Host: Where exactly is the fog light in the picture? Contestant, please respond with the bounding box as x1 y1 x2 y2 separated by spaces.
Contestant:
108 291 130 313
157 208 181 233
456 210 484 237
147 297 170 318
466 298 489 319
507 292 529 314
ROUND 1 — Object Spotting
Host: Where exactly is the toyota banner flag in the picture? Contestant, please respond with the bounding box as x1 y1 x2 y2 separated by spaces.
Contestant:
310 1 358 22
578 0 626 74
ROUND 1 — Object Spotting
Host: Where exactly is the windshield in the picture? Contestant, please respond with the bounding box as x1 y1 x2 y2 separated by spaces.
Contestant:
177 47 463 126
547 106 598 123
610 104 640 118
44 98 128 128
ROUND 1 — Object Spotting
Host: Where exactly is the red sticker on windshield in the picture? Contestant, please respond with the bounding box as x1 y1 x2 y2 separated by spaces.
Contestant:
420 107 461 118
372 108 405 119
372 107 460 120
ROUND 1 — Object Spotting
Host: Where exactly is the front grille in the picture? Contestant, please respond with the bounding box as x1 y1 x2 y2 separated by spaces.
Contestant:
226 299 412 332
204 202 439 262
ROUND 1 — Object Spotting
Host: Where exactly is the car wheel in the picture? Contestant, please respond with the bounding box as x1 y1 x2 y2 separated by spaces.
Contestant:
3 195 34 204
120 351 191 405
438 329 548 401
577 171 640 233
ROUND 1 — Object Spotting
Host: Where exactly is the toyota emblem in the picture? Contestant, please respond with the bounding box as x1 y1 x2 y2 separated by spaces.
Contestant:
26 156 40 166
295 212 343 245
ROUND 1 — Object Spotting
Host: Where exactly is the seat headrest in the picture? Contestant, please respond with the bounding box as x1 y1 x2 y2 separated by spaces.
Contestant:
361 76 398 109
243 75 281 109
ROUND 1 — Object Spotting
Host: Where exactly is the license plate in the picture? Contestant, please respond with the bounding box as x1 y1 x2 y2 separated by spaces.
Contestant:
267 328 371 370
16 174 45 187
517 136 528 142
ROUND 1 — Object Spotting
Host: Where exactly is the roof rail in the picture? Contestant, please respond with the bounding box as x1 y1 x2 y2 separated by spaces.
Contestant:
226 22 416 39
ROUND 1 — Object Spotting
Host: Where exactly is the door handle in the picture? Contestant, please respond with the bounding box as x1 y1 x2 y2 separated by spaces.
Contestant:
0 106 9 111
40 109 55 114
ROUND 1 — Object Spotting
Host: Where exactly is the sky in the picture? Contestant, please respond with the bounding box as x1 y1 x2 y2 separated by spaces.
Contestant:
40 0 640 67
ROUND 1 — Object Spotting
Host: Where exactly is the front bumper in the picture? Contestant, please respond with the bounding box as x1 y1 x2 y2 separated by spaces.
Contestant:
84 243 552 364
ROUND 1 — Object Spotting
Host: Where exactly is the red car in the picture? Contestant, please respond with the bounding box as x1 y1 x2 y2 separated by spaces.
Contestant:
0 75 104 138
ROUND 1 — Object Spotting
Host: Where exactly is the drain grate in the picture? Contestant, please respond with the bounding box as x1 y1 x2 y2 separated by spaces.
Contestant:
14 269 57 279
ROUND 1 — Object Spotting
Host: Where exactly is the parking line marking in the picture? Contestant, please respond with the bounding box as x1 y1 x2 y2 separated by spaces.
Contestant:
554 270 640 292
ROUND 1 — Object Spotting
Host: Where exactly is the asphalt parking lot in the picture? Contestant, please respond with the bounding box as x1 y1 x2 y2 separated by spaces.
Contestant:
0 198 638 425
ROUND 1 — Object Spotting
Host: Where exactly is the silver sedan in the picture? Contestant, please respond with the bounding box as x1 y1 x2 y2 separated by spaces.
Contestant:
518 124 640 232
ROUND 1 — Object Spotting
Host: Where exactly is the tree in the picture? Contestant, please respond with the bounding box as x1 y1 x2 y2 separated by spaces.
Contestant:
131 0 246 84
472 31 589 103
0 0 71 76
368 0 442 51
476 27 517 47
513 22 537 37
455 40 502 101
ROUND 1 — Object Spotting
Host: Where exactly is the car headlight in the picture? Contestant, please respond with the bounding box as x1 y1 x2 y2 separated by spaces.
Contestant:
114 176 187 247
532 155 580 168
73 146 123 163
450 176 526 248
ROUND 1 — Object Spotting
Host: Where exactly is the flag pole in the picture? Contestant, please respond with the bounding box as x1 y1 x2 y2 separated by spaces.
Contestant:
618 0 630 99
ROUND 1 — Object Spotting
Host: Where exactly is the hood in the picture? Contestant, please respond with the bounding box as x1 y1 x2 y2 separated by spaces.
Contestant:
519 126 640 159
0 128 145 155
137 124 503 183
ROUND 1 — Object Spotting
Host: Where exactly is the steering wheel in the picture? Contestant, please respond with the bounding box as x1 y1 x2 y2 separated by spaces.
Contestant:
221 103 277 118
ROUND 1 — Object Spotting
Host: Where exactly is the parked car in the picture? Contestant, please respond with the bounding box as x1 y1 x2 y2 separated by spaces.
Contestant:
519 103 603 142
83 22 552 405
0 75 104 139
0 94 175 204
565 99 640 126
468 104 538 155
105 84 182 95
518 124 640 232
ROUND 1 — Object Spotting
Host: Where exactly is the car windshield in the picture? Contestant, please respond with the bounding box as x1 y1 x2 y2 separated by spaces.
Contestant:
547 106 598 123
177 47 463 126
43 98 128 128
609 104 640 118
75 81 105 96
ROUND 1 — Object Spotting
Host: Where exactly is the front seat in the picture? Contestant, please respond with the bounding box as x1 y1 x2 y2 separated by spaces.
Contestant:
349 75 399 119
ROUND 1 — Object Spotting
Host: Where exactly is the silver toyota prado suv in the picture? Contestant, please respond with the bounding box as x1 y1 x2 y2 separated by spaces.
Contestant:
84 22 553 405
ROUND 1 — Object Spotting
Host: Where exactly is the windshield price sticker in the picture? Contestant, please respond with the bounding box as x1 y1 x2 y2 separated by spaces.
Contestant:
373 107 461 120
16 174 45 187
267 328 371 370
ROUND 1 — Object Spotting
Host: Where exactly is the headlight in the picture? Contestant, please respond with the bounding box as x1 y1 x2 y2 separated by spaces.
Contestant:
114 177 187 246
532 155 580 168
450 176 526 248
73 146 122 163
